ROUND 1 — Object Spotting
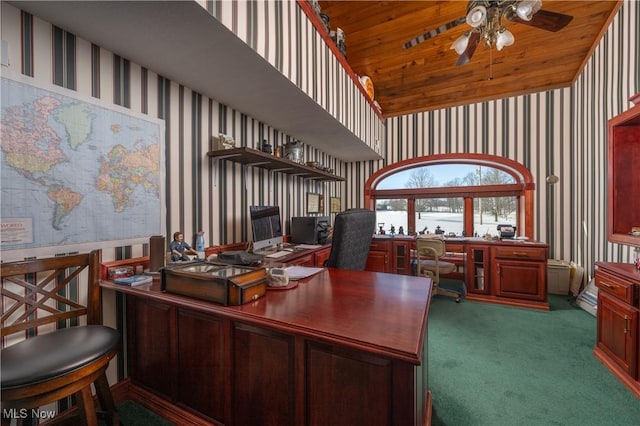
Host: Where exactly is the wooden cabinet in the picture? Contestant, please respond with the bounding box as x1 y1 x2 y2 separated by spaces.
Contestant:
368 236 549 310
466 245 490 296
594 262 640 398
607 93 640 247
491 245 547 302
366 239 391 273
597 292 637 376
392 240 412 275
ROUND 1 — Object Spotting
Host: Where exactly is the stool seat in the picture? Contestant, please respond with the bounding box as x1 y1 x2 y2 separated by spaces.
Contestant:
1 325 120 390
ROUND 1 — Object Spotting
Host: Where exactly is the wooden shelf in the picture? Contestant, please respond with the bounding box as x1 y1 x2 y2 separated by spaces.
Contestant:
607 93 640 247
207 147 344 182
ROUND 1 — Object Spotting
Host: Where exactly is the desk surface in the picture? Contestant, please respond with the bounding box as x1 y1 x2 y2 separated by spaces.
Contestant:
101 267 432 364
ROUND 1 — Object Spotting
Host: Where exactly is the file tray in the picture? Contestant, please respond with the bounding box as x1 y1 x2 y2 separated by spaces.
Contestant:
161 262 266 305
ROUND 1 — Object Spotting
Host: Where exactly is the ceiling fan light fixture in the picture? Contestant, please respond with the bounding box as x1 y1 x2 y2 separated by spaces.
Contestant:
451 33 470 55
466 5 487 28
515 0 543 21
496 29 515 51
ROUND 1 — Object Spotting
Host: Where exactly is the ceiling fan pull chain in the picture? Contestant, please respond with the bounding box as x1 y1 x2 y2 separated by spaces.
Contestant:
489 47 494 81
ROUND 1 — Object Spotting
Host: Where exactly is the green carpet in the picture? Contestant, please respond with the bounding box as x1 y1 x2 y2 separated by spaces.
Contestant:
428 290 640 426
115 400 174 425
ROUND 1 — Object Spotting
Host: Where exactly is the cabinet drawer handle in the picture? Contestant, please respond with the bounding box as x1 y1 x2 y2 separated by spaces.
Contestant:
600 281 616 289
512 252 529 257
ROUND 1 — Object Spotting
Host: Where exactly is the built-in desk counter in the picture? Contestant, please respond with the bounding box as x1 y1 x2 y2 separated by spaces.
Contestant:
101 267 432 425
366 236 549 310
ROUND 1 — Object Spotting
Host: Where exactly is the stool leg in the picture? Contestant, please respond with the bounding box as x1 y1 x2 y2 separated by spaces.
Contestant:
94 373 120 426
75 386 99 426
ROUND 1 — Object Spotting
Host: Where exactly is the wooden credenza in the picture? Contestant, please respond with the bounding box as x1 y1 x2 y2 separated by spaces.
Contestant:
594 262 640 398
366 236 549 310
101 268 432 425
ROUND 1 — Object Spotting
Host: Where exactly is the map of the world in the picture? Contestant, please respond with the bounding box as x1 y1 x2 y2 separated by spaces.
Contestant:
1 73 164 251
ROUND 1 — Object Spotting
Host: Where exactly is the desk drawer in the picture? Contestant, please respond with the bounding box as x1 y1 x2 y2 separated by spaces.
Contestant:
595 269 636 305
369 240 390 251
492 246 546 261
444 243 465 253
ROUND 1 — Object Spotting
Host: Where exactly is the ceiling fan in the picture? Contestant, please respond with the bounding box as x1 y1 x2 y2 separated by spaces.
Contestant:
404 0 573 67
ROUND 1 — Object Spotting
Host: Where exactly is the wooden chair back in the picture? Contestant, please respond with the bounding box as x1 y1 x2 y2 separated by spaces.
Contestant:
1 250 101 340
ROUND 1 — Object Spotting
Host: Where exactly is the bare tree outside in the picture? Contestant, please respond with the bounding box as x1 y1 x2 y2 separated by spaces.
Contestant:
405 167 435 213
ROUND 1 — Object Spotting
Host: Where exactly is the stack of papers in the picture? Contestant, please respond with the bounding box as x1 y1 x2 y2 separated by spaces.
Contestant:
284 266 324 280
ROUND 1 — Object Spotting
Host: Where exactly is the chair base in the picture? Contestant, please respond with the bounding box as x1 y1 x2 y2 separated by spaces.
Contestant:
433 284 462 303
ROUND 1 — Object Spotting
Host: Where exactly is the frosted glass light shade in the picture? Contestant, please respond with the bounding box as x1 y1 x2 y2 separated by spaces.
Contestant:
466 5 487 28
496 29 514 51
451 34 470 55
515 0 542 21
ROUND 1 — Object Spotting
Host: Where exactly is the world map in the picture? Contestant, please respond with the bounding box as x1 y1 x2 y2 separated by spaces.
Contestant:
1 74 164 250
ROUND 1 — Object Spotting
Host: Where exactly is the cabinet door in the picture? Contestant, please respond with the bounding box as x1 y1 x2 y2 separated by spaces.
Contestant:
177 309 225 421
392 241 411 275
597 291 639 377
127 298 173 396
493 259 545 301
233 323 296 426
366 250 389 272
466 246 490 295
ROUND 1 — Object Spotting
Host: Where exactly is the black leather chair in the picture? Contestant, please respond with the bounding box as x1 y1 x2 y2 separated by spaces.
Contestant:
1 250 120 426
325 208 376 270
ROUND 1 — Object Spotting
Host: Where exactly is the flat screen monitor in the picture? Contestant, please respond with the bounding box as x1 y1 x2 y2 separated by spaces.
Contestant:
249 205 283 253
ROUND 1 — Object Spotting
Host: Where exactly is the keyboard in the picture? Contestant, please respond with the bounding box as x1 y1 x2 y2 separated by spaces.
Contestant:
265 250 292 259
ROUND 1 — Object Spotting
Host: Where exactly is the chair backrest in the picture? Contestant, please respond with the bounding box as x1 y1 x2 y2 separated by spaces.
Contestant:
325 208 376 270
1 250 102 340
416 236 446 258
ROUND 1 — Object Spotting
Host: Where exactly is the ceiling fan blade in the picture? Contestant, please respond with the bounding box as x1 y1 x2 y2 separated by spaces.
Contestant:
403 16 466 49
456 31 481 66
509 9 573 32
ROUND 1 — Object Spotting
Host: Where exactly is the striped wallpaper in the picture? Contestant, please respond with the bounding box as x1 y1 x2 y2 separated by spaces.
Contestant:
345 0 639 280
0 0 637 397
0 0 637 276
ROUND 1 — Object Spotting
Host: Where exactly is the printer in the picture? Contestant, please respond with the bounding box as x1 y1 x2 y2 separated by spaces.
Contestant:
291 216 330 245
497 224 517 239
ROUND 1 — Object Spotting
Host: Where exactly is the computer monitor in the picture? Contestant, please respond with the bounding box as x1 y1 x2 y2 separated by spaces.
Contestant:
249 205 283 253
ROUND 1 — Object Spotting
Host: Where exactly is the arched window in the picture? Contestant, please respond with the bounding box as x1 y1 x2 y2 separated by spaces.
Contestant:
364 154 535 238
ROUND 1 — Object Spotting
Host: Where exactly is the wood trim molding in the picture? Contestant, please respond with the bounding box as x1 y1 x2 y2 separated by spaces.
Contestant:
112 379 215 426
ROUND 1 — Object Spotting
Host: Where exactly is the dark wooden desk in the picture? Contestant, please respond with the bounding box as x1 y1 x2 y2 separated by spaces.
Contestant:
101 268 432 426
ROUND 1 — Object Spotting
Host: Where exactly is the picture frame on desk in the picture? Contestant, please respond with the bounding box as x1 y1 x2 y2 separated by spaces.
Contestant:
306 192 322 214
330 196 341 213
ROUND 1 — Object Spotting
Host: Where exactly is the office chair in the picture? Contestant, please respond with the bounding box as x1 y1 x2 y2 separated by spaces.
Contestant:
1 250 120 426
416 236 463 302
325 208 376 270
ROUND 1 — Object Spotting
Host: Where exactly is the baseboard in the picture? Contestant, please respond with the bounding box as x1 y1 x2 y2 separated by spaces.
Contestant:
424 390 433 426
593 348 640 399
112 378 216 425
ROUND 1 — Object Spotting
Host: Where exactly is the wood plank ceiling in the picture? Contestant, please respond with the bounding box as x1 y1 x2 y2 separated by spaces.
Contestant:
318 1 622 118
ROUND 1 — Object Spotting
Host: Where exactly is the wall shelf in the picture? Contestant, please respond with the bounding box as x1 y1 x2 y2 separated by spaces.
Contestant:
207 147 344 182
607 93 640 247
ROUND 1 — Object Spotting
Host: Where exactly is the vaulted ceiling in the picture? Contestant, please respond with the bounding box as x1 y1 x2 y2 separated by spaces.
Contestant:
318 1 622 117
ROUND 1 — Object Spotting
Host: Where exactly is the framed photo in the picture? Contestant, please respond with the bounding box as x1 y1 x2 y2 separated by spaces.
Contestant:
306 192 321 214
330 197 341 213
